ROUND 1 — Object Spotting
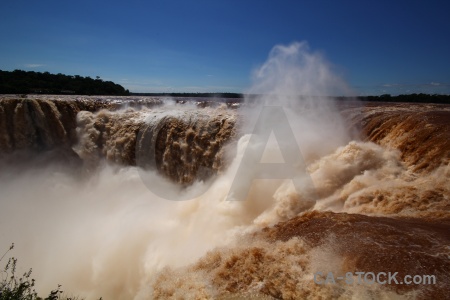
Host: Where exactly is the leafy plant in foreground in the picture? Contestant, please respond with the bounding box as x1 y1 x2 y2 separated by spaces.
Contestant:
0 243 63 300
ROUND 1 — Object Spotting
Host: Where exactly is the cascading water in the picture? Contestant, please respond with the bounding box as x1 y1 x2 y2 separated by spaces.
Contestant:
0 43 449 299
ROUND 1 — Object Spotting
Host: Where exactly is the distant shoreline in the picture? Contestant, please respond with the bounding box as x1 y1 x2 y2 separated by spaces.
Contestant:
1 93 450 104
1 70 449 104
129 93 450 104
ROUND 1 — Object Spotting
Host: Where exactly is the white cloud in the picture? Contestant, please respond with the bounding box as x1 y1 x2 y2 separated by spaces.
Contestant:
381 83 399 87
24 64 45 68
122 82 242 93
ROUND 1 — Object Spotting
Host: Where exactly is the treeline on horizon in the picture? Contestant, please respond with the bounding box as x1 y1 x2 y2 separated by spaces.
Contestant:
356 93 450 104
0 69 129 95
1 70 449 103
133 92 450 104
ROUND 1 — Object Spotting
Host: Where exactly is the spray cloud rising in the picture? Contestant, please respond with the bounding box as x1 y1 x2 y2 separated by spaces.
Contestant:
0 42 449 299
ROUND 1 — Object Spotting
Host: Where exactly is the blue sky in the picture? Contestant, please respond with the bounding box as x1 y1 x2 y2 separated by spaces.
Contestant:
1 0 449 95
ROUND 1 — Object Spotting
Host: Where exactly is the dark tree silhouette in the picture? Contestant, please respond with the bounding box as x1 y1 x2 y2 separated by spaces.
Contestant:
0 70 129 95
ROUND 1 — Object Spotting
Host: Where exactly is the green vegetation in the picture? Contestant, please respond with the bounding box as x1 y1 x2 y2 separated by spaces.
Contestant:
358 93 450 104
1 69 448 103
133 93 450 104
0 244 92 300
0 70 129 96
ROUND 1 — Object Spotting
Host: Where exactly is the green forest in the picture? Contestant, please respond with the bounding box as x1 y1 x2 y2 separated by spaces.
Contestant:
1 70 449 103
132 93 450 103
357 93 450 104
0 70 129 95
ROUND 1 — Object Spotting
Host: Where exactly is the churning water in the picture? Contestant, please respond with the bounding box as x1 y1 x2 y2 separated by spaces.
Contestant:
0 43 449 299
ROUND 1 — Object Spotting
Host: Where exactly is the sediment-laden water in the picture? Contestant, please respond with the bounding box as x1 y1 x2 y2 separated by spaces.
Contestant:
0 95 448 300
0 43 449 300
